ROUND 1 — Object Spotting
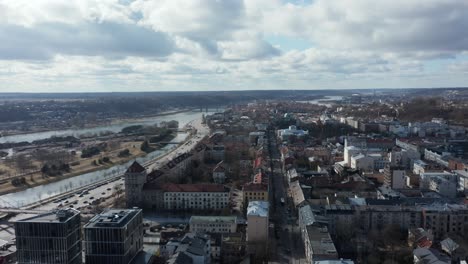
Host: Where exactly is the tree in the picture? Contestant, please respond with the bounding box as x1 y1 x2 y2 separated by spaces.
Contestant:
15 154 36 174
140 141 153 153
113 184 123 198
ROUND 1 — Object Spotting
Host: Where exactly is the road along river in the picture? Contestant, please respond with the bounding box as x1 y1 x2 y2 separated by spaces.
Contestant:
0 110 215 207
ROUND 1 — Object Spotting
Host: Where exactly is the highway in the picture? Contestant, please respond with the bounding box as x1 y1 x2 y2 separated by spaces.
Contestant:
0 117 210 242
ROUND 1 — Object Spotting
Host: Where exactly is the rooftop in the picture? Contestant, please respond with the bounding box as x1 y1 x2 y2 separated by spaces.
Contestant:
190 216 237 224
15 208 79 223
163 183 229 193
85 208 141 228
126 161 146 173
306 225 338 258
247 201 269 217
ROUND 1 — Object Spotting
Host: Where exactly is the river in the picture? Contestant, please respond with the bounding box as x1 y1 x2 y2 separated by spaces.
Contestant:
0 109 220 144
0 110 215 207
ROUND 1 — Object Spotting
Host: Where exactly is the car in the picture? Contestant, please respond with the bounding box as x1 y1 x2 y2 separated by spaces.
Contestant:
69 205 74 208
107 188 111 191
79 194 84 197
87 206 92 210
83 201 88 204
101 192 105 195
89 197 94 200
73 201 78 205
64 200 69 204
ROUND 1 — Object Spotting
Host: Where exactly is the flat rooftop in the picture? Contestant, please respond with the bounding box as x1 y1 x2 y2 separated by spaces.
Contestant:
190 216 237 224
85 208 141 228
15 208 79 223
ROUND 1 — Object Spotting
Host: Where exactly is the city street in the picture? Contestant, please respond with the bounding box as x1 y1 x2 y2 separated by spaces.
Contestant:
267 129 306 264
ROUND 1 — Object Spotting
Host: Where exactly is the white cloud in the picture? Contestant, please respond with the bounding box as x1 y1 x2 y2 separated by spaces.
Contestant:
0 0 468 91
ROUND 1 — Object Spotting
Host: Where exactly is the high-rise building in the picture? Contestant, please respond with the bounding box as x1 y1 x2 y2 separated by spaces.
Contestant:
84 208 143 264
246 201 269 257
14 208 81 264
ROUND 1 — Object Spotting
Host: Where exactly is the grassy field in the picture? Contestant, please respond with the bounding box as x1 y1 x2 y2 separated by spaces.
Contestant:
0 141 146 195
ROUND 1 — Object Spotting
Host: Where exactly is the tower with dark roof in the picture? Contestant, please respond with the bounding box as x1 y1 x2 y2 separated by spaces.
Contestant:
124 161 147 207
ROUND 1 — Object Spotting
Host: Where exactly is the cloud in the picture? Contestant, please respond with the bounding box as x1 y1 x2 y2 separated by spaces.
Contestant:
0 22 175 60
0 0 468 92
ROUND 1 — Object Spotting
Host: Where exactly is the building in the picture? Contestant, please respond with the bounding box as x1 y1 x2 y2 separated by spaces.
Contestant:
84 209 143 264
189 216 237 234
325 203 468 240
243 182 268 203
163 184 230 211
304 225 338 263
124 162 231 211
413 160 428 175
14 208 81 264
413 248 450 264
419 172 458 198
384 166 409 189
212 161 226 184
124 161 147 207
350 154 374 172
424 148 451 168
246 201 269 255
455 169 468 194
206 143 225 162
164 233 211 264
277 125 309 141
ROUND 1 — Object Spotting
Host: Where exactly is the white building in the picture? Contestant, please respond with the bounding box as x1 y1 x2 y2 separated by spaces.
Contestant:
420 172 458 198
424 148 451 168
163 184 230 211
384 166 409 189
189 216 237 234
247 201 269 256
277 125 309 141
344 146 362 165
454 169 468 194
350 154 374 172
413 160 428 175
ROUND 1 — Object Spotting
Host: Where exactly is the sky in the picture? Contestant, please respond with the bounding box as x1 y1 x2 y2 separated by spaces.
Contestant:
1 0 468 92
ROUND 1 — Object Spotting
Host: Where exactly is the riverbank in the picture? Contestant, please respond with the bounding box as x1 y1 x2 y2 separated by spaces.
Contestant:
1 108 194 138
0 132 177 196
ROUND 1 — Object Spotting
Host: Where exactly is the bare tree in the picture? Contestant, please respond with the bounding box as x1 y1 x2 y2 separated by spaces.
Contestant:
16 154 36 174
113 184 123 198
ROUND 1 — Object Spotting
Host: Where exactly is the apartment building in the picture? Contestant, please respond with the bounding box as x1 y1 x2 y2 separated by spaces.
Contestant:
163 184 230 211
14 208 81 264
84 208 143 264
243 183 268 203
246 201 269 255
420 171 458 198
304 225 338 263
325 203 468 240
189 216 237 234
384 166 409 189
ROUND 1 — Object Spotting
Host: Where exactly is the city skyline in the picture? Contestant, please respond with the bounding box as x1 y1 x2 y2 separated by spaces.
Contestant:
1 0 468 92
